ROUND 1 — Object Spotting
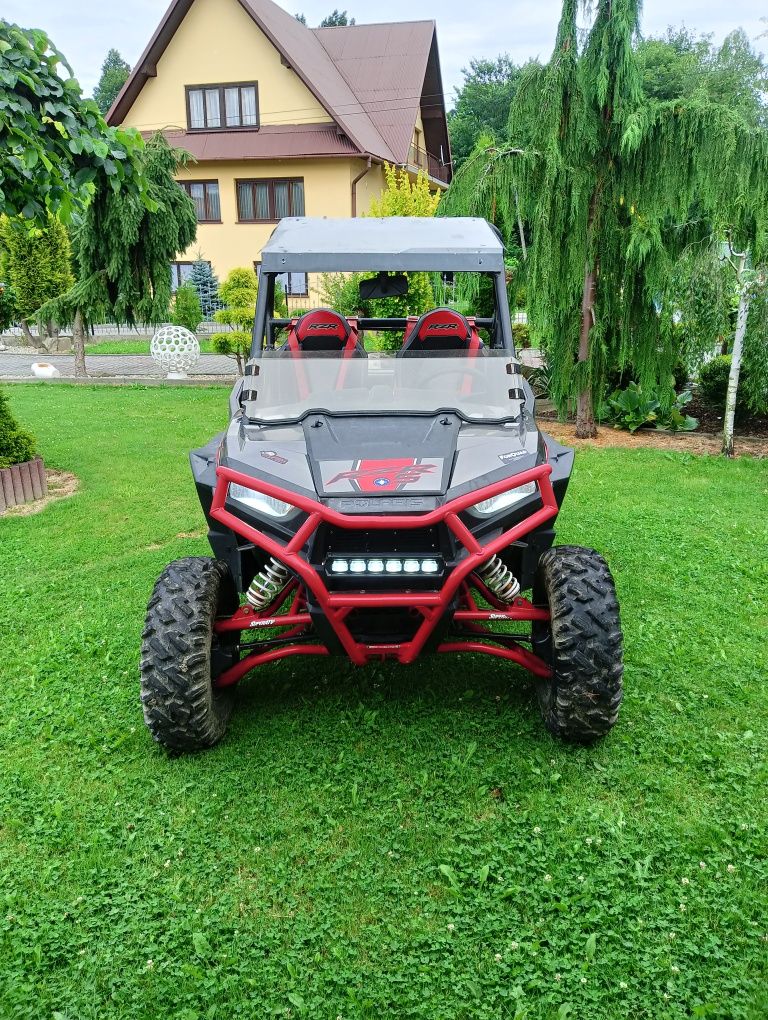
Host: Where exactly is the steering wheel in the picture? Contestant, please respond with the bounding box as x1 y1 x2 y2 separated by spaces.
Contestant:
423 365 488 388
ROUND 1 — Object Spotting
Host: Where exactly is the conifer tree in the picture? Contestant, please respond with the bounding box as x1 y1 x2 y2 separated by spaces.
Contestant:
93 49 131 114
40 134 197 375
440 0 768 437
189 255 221 319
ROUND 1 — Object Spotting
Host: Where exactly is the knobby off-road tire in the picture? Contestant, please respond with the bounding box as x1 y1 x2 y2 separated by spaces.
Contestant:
532 545 623 743
140 557 239 753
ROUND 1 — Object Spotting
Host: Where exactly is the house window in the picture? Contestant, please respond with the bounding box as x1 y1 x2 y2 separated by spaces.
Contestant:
236 178 305 222
186 83 259 131
170 261 195 291
277 272 309 297
180 180 221 222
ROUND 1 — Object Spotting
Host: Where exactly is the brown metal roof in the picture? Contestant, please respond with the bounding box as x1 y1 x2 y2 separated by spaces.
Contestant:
313 21 435 163
107 0 449 172
159 123 359 160
238 0 395 160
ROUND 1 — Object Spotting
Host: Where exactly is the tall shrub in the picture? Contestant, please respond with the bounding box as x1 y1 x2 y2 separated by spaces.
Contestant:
171 283 202 334
320 165 440 350
0 214 73 341
0 388 35 467
211 268 258 374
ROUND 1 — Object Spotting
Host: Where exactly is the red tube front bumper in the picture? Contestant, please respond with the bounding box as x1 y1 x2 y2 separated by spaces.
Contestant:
209 461 558 676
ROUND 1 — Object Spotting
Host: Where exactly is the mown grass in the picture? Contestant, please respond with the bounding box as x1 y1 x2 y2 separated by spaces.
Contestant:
83 339 217 355
0 384 766 1020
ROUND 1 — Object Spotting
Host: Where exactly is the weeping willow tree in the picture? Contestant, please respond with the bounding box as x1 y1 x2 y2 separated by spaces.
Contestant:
440 0 768 437
39 134 197 376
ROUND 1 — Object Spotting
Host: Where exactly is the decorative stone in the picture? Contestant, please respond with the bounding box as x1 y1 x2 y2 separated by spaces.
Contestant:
150 325 200 379
40 333 72 354
31 362 61 379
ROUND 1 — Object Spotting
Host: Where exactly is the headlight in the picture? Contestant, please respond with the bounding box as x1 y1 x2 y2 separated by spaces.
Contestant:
229 483 296 518
472 482 537 516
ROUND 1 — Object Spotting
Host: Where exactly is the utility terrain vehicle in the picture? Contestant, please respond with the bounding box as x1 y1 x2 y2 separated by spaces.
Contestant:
140 217 623 752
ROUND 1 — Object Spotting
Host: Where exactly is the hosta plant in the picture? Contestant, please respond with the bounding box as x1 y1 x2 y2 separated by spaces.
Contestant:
608 382 660 432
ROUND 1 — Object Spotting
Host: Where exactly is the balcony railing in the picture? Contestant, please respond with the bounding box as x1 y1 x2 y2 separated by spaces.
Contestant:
407 144 451 185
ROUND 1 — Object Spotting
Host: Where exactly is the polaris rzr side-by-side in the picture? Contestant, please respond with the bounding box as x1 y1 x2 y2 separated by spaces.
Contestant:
140 217 623 752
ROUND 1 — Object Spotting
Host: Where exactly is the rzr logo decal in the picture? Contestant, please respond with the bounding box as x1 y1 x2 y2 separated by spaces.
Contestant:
327 459 437 492
261 450 288 465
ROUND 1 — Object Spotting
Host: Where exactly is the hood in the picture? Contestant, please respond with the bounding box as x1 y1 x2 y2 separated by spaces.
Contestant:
223 412 543 505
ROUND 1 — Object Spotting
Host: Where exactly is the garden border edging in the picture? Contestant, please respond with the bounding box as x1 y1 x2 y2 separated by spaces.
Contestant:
0 457 47 513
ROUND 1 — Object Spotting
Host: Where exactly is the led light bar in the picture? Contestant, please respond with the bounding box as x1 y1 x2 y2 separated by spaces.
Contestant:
326 556 443 577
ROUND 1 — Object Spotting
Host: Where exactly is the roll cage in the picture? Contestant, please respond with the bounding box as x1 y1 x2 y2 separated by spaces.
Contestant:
249 216 516 357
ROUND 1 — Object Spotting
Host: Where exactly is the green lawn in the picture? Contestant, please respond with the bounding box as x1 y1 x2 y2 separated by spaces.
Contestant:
1 384 766 1020
84 339 216 355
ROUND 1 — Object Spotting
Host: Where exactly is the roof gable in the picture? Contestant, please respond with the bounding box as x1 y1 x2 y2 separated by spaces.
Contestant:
108 0 444 167
237 0 394 159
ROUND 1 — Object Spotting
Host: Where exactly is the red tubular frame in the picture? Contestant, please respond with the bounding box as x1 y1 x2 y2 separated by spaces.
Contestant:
210 463 558 681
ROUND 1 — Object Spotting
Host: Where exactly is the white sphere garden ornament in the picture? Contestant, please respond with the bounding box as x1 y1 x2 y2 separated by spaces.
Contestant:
150 325 200 379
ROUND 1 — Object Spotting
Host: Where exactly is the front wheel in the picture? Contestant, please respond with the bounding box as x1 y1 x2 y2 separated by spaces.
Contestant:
532 545 623 743
140 557 239 753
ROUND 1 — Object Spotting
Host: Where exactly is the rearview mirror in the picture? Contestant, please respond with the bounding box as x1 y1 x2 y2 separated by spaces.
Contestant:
358 273 409 301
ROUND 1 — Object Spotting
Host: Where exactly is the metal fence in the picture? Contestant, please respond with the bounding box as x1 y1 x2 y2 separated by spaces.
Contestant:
0 320 236 341
2 307 530 343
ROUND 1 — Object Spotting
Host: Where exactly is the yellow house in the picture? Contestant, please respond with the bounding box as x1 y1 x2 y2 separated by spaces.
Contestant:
108 0 452 309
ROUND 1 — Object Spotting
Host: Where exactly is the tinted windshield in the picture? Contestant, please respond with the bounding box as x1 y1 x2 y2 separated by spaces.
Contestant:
243 350 526 423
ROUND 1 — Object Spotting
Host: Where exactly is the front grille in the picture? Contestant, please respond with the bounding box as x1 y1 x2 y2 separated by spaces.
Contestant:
345 607 422 643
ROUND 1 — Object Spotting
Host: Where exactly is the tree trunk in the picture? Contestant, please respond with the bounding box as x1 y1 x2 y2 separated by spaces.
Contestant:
515 191 527 261
575 262 597 438
722 271 750 458
21 319 41 348
72 308 88 378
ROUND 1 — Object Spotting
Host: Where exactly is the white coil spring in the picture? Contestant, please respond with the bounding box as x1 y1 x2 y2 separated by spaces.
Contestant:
478 555 521 603
246 557 291 610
